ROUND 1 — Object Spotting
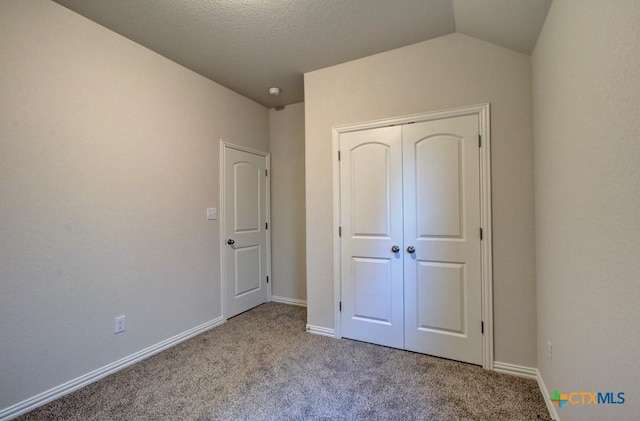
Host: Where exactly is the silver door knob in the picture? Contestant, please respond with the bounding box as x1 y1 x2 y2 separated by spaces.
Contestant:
407 246 415 254
227 239 235 245
391 245 400 253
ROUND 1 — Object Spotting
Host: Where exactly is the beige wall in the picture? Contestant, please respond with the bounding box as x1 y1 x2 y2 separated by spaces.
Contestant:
269 103 307 302
533 1 640 419
0 0 268 410
305 33 536 367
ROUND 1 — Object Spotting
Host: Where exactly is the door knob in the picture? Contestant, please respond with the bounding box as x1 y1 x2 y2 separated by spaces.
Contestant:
227 239 235 245
391 245 400 253
407 246 415 254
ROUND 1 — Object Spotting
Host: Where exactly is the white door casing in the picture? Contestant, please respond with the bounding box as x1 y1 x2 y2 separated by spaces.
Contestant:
221 142 270 319
333 104 493 368
339 126 404 348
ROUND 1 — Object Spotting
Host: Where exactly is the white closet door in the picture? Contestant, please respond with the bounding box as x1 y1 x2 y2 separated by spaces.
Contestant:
339 126 404 348
402 115 483 365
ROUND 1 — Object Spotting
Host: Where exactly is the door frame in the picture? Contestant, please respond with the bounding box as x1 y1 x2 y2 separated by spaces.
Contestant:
219 140 271 321
331 103 494 369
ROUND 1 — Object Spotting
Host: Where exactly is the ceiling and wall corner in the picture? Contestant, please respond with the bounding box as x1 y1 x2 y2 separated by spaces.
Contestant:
52 0 551 108
453 0 552 54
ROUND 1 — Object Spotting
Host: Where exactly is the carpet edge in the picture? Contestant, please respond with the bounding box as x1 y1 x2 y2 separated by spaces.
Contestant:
494 362 557 420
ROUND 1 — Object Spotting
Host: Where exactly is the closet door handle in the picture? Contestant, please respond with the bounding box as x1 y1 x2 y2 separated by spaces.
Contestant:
227 239 235 246
407 246 415 254
391 245 400 253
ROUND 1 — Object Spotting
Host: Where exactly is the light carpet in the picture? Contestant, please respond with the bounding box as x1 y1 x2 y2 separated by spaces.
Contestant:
17 303 551 420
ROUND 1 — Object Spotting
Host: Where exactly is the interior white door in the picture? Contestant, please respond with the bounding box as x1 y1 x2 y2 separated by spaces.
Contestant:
339 126 404 348
223 146 268 319
402 115 483 365
338 113 484 365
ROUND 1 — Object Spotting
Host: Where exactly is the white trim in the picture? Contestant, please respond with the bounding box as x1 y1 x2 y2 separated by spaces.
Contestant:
219 141 271 321
493 361 538 379
537 370 560 421
265 153 272 303
477 104 494 370
493 363 557 420
219 141 227 322
331 104 493 369
333 104 491 133
332 130 342 339
271 295 307 307
305 324 336 338
0 317 224 421
220 141 270 158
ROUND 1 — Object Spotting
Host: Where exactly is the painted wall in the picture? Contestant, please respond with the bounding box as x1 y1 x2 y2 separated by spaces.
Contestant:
269 103 307 303
304 33 536 367
533 1 640 419
0 0 268 411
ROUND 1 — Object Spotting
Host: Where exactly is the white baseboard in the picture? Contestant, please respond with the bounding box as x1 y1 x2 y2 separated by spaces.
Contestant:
271 295 307 307
493 361 538 379
493 362 558 420
536 369 560 421
0 316 224 421
305 324 335 338
493 361 560 421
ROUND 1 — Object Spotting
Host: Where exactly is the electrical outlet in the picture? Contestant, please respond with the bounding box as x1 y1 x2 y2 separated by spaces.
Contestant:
114 315 126 334
546 340 552 364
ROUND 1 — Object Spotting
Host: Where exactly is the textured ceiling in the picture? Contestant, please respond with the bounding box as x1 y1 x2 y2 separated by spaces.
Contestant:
52 0 551 108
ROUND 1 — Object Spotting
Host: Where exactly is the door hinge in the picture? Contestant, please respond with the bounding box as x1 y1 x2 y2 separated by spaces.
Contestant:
479 134 482 147
266 275 269 284
339 226 342 237
266 222 268 230
481 321 484 334
480 228 483 240
339 301 342 312
265 169 268 177
338 151 341 161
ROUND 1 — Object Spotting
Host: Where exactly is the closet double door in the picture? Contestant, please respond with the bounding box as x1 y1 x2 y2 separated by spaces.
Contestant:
339 114 483 365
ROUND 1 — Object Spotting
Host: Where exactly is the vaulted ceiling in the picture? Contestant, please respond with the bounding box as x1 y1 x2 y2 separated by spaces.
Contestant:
52 0 552 108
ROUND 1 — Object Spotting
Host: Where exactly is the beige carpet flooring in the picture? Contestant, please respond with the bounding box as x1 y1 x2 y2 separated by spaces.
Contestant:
17 302 551 420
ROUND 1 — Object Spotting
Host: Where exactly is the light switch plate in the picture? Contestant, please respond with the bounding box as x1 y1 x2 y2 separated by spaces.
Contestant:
207 208 217 220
